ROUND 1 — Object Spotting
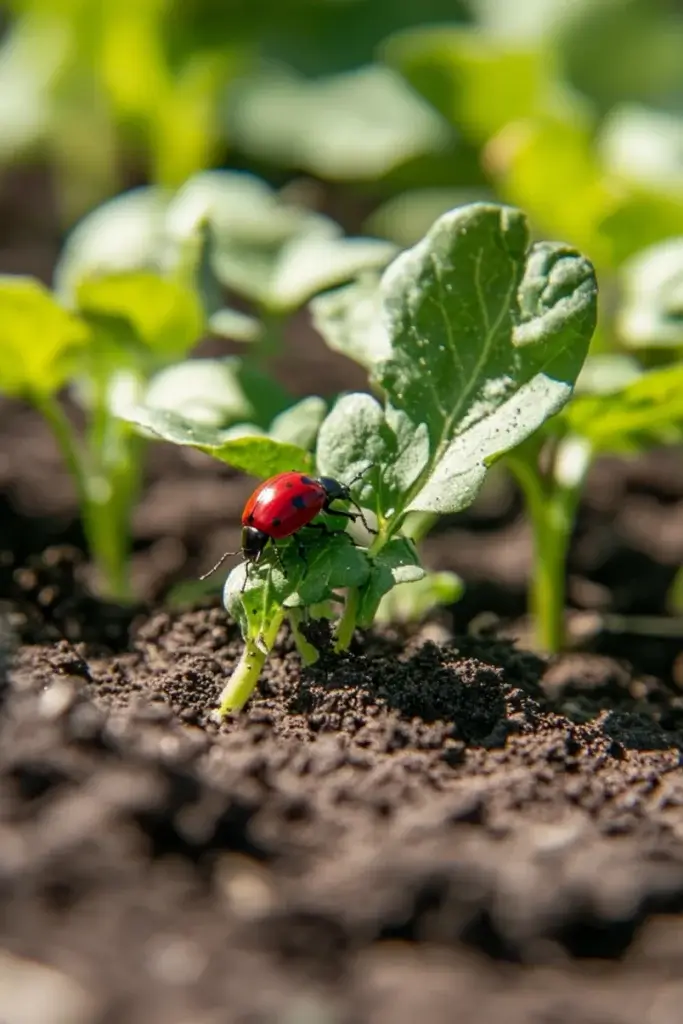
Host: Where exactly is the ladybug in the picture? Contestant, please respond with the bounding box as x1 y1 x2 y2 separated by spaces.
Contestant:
201 467 375 582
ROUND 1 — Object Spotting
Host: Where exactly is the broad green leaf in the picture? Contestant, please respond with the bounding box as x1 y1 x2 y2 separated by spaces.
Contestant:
122 406 312 476
356 538 425 627
76 272 204 359
270 234 397 312
316 393 429 521
311 275 391 370
167 170 325 307
374 203 597 516
376 570 464 625
270 397 327 451
384 27 557 145
141 358 289 430
0 277 89 396
227 63 450 180
54 187 168 302
562 364 683 453
618 238 683 348
284 532 371 608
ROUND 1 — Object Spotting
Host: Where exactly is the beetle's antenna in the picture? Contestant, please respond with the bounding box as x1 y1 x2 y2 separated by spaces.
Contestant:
199 549 240 580
345 463 378 535
348 462 376 488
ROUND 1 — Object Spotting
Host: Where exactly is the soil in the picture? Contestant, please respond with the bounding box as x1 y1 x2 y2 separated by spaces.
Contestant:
4 168 683 1023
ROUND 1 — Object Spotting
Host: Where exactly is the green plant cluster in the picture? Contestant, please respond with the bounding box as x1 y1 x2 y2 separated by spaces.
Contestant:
2 0 683 715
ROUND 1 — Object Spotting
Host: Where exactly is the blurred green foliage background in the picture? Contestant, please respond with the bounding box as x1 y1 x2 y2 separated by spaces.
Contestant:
1 0 683 349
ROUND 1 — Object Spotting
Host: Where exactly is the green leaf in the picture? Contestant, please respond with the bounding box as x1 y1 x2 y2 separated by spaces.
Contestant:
488 113 683 271
284 532 371 608
599 104 683 196
54 187 168 302
270 233 397 312
316 392 429 521
356 538 425 627
0 277 89 396
122 406 312 476
562 364 683 452
311 275 391 370
384 27 555 145
270 397 327 450
141 357 291 430
224 531 370 645
373 203 597 517
618 238 683 349
376 570 464 625
227 63 450 180
76 272 204 359
168 169 397 313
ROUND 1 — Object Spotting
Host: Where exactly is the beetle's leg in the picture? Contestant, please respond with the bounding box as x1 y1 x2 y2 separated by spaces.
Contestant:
270 543 287 575
305 520 350 539
325 500 378 535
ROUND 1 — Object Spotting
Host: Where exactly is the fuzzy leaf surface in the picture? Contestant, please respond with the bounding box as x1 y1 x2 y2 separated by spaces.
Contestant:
373 203 596 517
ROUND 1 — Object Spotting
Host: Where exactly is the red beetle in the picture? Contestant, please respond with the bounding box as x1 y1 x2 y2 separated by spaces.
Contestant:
201 467 375 581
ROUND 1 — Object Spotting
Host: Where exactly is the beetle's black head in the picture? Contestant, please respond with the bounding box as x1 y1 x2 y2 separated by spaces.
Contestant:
241 525 270 563
318 476 350 503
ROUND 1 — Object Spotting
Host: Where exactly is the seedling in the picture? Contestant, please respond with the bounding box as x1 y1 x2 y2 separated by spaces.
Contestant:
120 202 597 716
506 355 683 652
0 269 212 599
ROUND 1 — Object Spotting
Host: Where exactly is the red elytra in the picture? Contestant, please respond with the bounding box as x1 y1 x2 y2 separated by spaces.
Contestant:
200 467 375 583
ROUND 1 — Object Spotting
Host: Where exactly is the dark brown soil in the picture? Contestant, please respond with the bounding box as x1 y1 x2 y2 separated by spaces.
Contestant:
4 170 683 1022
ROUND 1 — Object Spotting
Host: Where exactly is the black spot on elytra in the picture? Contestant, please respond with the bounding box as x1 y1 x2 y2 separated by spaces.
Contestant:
272 518 282 527
285 481 294 488
247 513 254 524
292 495 308 510
300 476 315 485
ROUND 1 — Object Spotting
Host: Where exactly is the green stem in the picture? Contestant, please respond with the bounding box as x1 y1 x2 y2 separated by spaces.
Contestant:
35 392 137 602
216 639 269 717
402 510 439 543
287 609 320 665
335 586 360 653
507 437 591 654
33 391 90 511
216 606 285 718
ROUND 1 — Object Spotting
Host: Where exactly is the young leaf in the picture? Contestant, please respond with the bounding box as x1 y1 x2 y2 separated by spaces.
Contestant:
269 397 327 450
618 238 683 349
364 203 596 520
384 27 552 144
269 233 397 313
122 406 312 476
0 277 89 396
375 570 464 625
54 187 168 301
224 532 370 645
141 358 291 430
561 364 683 452
311 275 391 369
228 63 450 180
356 538 425 627
76 271 204 358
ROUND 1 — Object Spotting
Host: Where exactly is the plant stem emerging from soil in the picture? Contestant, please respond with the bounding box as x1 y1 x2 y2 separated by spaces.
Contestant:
507 436 591 654
216 639 268 718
